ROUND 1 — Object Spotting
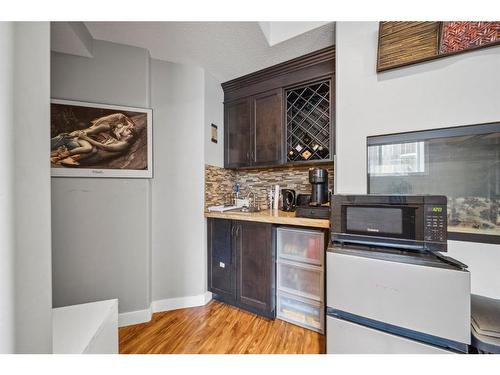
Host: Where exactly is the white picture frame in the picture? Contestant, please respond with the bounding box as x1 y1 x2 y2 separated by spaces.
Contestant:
50 99 153 178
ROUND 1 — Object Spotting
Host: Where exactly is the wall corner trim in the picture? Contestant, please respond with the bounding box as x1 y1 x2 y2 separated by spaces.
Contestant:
118 292 213 328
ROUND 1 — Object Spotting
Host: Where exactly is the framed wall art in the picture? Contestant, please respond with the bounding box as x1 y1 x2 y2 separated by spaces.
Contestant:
377 21 500 72
51 99 153 178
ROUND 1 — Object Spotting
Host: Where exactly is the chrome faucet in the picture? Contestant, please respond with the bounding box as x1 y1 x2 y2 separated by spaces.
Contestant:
247 191 257 208
241 190 260 212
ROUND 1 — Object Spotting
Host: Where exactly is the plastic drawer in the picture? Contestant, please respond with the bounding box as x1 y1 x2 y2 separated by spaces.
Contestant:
276 227 324 266
277 291 324 333
278 260 323 301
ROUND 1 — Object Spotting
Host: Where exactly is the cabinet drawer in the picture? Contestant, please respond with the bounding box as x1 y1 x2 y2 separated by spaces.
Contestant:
278 260 323 301
326 316 452 354
277 227 324 266
277 292 324 333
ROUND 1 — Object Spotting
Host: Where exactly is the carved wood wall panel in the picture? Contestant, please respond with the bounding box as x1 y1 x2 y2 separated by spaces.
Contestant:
377 21 500 72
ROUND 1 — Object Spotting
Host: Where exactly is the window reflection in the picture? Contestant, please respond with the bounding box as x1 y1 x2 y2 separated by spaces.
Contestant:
368 142 426 176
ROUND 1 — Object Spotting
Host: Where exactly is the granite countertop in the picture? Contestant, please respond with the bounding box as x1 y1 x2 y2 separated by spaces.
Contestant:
204 209 330 229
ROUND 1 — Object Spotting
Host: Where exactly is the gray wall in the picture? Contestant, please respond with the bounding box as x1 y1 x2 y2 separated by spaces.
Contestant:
0 22 52 353
51 40 152 313
51 40 223 314
204 72 224 168
150 59 207 301
336 22 500 298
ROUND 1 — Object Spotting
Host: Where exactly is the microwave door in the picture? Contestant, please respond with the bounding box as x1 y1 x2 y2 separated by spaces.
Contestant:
343 205 417 240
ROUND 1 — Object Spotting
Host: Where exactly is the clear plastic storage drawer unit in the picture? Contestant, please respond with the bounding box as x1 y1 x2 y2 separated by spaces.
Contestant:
278 292 324 333
276 226 326 333
278 260 323 301
277 227 325 266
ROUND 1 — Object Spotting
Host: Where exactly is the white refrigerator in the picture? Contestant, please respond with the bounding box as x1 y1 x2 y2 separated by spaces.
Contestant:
326 247 471 354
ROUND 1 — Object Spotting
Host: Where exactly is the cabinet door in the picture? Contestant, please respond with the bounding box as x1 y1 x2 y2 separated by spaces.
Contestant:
251 89 283 166
207 219 236 302
235 221 275 317
224 98 251 168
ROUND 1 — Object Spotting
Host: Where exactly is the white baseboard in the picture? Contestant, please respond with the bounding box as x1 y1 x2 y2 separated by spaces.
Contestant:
203 291 213 304
152 291 213 313
118 291 213 328
118 306 152 328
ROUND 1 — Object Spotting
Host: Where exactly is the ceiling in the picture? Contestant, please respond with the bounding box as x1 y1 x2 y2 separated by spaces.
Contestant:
75 22 335 82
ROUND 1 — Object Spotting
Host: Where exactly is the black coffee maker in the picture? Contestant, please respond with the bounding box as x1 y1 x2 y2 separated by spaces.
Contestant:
309 168 329 206
295 168 330 219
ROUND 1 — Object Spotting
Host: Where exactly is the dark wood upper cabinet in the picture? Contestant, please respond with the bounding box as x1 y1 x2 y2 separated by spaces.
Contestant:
224 90 283 168
224 98 251 168
252 89 283 166
222 46 335 169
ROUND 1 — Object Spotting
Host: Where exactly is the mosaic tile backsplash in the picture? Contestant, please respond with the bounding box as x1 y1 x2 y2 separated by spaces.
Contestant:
205 164 334 210
205 165 236 210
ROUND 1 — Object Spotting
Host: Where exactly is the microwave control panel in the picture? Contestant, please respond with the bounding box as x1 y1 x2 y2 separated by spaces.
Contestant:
424 205 447 242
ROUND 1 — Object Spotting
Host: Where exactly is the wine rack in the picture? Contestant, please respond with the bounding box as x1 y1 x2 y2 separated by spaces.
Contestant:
286 79 331 163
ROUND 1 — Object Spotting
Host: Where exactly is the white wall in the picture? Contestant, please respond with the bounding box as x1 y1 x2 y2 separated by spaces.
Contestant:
13 21 53 354
150 59 207 301
336 22 500 298
51 40 152 313
0 22 52 354
204 72 224 168
259 22 331 46
0 21 15 354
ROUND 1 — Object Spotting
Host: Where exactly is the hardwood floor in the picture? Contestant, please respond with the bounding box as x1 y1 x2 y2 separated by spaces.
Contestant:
119 300 325 354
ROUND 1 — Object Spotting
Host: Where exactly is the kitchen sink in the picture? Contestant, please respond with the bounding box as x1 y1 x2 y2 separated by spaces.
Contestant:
239 206 261 213
225 206 261 213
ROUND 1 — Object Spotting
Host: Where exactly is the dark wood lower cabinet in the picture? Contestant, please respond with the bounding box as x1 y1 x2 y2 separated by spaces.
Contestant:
207 218 276 319
207 218 236 303
234 220 275 317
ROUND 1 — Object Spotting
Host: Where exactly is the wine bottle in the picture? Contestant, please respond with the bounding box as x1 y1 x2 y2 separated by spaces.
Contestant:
301 148 312 160
294 143 304 153
317 146 329 159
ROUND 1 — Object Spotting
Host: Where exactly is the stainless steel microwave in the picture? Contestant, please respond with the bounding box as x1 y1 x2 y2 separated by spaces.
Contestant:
331 195 447 252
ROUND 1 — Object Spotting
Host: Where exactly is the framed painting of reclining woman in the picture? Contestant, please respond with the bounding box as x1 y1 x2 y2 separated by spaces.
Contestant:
50 99 153 178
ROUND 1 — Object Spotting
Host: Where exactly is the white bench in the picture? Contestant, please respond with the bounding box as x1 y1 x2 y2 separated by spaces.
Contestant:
53 299 118 354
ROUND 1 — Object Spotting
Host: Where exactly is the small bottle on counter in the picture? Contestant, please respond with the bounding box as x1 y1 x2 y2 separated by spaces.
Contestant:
268 188 274 210
273 185 280 210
